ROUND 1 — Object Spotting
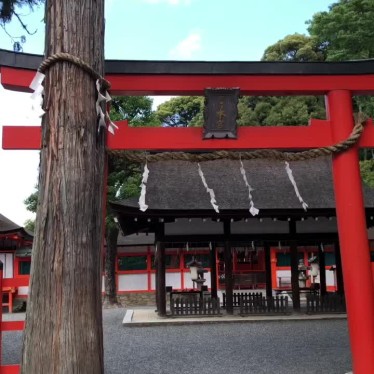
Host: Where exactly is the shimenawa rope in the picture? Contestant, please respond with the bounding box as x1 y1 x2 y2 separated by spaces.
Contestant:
109 112 368 163
37 52 111 90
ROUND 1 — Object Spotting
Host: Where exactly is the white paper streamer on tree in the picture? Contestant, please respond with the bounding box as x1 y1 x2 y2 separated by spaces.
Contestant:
285 161 308 211
239 159 259 216
29 72 45 118
95 79 118 135
197 163 219 213
138 162 149 212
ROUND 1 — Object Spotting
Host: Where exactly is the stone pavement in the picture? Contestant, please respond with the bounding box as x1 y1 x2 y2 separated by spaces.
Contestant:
124 307 347 326
2 309 352 373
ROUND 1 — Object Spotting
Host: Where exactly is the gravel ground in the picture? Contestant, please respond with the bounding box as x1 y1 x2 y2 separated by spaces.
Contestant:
2 309 352 374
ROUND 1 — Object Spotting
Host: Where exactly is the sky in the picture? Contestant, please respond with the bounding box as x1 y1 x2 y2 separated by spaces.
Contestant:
0 0 334 226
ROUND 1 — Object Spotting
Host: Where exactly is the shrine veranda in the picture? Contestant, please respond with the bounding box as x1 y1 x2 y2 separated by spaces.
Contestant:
2 48 374 373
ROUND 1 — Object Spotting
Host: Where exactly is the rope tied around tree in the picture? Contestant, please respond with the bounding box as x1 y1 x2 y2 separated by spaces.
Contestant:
31 52 117 133
109 112 368 163
38 52 111 90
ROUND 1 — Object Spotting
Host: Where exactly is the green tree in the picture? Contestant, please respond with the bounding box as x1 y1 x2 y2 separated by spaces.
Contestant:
307 0 374 118
104 96 158 305
0 0 42 22
308 0 374 60
111 96 160 127
24 218 35 232
24 188 38 213
360 160 374 187
156 96 204 127
262 33 326 62
234 33 327 127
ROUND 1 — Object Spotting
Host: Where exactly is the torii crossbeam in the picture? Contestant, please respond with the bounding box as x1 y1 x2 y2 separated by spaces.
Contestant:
2 49 374 374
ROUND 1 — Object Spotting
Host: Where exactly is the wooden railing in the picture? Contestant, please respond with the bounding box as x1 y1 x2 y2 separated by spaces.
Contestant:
170 296 221 316
222 292 289 315
306 293 346 313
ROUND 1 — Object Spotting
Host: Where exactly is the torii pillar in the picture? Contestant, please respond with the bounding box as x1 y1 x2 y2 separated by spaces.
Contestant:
328 90 374 373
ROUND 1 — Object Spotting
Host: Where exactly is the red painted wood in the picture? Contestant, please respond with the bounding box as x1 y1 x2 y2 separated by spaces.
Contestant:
2 278 29 288
0 67 34 93
328 90 374 374
1 321 25 331
0 365 20 374
358 118 374 147
0 268 2 368
2 126 41 150
3 66 374 95
4 118 374 150
107 74 374 96
108 120 334 150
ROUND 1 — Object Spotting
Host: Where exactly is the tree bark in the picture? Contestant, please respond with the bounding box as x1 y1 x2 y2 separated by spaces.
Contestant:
103 225 121 306
21 1 105 373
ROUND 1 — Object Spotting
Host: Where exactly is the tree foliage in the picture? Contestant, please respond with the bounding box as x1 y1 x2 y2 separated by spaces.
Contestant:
0 0 42 22
238 96 325 126
156 96 204 127
308 0 374 60
0 0 43 51
307 0 374 118
24 188 38 213
111 96 160 127
360 160 374 187
262 33 326 62
24 218 35 232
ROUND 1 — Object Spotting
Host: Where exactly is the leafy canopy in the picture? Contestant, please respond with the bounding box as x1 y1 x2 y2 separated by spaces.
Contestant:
262 33 326 62
156 96 204 127
308 0 374 60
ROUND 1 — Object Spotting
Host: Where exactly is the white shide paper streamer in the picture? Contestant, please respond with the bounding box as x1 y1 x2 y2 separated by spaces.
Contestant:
239 159 259 216
138 163 149 212
29 72 45 118
285 161 308 211
198 163 219 213
95 79 118 134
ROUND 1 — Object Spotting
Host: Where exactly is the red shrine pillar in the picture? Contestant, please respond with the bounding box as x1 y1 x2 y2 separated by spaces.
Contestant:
327 90 374 374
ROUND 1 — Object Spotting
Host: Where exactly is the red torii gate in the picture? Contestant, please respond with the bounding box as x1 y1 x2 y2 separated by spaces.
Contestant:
2 49 374 374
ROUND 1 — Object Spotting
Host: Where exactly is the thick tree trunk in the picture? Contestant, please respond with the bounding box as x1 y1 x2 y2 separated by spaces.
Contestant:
103 225 121 306
21 1 105 373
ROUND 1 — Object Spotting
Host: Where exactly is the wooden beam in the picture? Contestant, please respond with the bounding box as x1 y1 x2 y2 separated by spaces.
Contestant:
224 221 233 315
156 242 166 317
107 74 374 96
334 242 345 296
4 118 374 151
264 243 273 298
210 244 218 299
318 243 327 296
4 61 374 95
290 241 300 312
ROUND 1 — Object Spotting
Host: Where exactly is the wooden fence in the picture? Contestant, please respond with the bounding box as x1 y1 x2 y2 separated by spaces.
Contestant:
222 292 289 315
170 296 221 316
306 293 346 313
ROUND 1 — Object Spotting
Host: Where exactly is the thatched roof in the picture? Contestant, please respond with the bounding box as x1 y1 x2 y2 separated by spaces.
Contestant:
112 156 374 214
0 213 21 232
0 213 33 239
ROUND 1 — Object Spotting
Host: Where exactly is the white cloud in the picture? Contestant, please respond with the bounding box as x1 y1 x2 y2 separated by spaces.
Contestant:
169 32 202 59
143 0 192 5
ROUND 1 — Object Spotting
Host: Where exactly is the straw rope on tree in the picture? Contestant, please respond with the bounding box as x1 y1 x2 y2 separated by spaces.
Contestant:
38 52 111 90
109 112 368 163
